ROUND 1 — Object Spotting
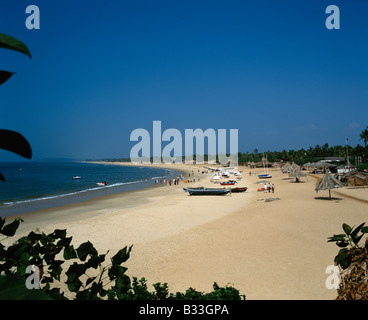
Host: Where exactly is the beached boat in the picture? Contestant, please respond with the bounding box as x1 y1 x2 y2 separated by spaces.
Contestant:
258 155 272 179
183 187 204 192
220 180 237 185
187 187 230 196
230 187 248 193
257 174 272 179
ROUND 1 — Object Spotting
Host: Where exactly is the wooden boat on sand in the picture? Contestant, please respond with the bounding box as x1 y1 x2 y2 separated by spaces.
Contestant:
220 180 237 186
186 187 230 196
230 187 248 193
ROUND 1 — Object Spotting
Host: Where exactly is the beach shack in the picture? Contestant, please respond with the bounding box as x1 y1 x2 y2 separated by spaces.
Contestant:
341 170 368 187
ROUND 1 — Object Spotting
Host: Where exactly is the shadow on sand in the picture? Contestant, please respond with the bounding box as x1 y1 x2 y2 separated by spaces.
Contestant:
314 196 343 201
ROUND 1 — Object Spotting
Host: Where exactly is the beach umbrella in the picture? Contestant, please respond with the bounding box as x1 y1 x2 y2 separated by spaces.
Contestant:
313 161 337 168
289 168 306 182
315 172 345 200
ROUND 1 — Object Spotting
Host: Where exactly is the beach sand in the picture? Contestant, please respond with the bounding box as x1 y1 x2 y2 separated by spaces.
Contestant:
4 162 368 300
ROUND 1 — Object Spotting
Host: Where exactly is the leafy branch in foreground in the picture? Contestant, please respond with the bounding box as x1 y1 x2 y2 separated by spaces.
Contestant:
0 32 32 182
328 223 368 270
328 222 368 300
0 217 245 300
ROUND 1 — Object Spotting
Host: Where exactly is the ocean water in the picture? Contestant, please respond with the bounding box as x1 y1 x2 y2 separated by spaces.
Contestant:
0 161 179 217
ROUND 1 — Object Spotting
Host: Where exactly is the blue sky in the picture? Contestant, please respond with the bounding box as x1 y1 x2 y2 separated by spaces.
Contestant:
1 0 367 161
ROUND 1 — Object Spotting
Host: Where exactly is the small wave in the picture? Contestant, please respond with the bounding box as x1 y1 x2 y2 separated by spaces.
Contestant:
1 180 144 207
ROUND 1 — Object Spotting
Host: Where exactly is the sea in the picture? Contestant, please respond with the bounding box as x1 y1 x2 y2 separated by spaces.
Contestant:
0 161 180 217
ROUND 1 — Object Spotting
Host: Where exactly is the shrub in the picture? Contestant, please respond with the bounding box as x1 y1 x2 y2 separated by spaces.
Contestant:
0 217 245 300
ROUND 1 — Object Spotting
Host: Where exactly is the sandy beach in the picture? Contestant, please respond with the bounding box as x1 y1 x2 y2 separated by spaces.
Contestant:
3 162 368 300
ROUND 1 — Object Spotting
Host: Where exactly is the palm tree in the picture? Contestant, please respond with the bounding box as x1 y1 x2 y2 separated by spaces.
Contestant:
360 126 368 147
0 33 32 181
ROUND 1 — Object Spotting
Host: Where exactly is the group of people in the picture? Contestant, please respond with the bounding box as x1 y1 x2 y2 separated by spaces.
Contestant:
264 182 275 193
155 175 185 186
168 177 181 186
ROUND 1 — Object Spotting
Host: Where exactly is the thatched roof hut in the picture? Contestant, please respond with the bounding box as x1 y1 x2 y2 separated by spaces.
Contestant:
255 161 273 168
341 170 368 187
315 172 345 199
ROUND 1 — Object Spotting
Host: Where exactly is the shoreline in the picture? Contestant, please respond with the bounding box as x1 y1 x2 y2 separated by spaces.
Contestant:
0 161 185 218
2 163 368 299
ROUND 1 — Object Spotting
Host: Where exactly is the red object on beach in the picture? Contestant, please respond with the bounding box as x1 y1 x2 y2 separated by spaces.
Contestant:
220 181 236 186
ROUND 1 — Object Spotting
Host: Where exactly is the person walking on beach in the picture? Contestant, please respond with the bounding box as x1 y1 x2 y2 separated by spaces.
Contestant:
271 183 275 193
268 182 271 193
264 183 268 193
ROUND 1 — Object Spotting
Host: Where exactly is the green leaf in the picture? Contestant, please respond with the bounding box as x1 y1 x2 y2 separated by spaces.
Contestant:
0 275 51 300
57 236 72 248
0 218 21 236
0 71 14 86
111 245 133 266
327 234 346 242
351 222 365 239
342 223 352 236
86 276 96 287
65 263 86 292
63 245 77 260
86 254 106 269
0 33 32 58
52 229 67 240
352 234 364 246
0 218 5 230
361 226 368 233
335 248 351 269
76 241 98 261
0 129 32 160
336 241 349 248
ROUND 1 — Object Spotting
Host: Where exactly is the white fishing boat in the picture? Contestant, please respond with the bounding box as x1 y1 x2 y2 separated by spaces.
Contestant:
258 156 272 179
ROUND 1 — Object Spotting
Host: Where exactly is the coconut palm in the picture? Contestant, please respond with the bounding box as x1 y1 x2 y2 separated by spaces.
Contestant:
360 126 368 147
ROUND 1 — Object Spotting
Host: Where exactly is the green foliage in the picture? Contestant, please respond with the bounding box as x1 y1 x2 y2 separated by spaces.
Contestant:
237 139 368 166
0 217 245 300
328 222 368 269
360 126 368 147
0 33 32 58
0 33 32 182
0 274 51 300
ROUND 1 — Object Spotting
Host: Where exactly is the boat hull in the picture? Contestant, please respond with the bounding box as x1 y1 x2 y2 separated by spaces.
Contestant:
187 188 230 196
258 174 272 179
231 187 248 193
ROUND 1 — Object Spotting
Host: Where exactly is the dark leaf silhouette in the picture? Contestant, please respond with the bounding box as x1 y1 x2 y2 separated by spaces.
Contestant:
0 71 15 85
0 33 32 58
0 129 32 160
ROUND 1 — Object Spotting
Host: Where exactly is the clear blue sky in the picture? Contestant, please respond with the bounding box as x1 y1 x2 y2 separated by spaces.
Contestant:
1 0 367 161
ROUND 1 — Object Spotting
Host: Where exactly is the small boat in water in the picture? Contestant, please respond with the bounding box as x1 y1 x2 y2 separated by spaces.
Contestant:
187 187 230 196
72 176 81 180
96 181 108 186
